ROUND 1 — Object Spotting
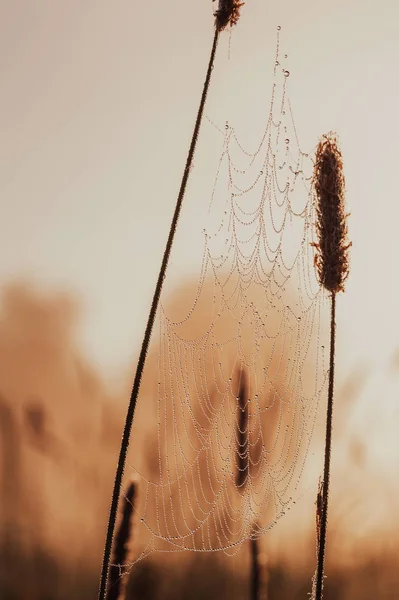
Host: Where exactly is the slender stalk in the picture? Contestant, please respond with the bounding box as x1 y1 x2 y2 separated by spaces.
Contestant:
98 28 220 600
234 371 260 599
311 132 349 597
106 481 137 600
250 535 260 600
314 291 336 599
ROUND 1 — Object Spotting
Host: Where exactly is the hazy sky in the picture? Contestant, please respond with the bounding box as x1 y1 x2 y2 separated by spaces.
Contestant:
1 0 399 385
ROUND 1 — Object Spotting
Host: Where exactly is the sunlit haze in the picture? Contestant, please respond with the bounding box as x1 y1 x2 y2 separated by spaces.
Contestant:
1 1 399 596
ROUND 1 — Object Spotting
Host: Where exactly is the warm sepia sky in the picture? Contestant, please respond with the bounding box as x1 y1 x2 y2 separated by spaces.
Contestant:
1 0 399 394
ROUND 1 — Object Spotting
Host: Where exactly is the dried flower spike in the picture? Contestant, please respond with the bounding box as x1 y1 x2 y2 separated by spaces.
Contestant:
236 368 249 489
312 132 351 293
215 0 244 32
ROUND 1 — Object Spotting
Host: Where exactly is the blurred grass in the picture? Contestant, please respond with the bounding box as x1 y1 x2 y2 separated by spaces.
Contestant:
1 538 399 599
0 283 398 599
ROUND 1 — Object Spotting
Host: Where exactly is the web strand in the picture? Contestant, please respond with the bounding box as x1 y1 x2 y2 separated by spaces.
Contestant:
119 27 329 581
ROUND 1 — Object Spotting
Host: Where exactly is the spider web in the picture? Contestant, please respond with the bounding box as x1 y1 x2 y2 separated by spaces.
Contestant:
118 27 329 573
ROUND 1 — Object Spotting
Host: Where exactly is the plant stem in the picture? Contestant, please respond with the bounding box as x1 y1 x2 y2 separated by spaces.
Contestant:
315 292 336 599
98 28 220 600
250 535 260 600
106 481 137 600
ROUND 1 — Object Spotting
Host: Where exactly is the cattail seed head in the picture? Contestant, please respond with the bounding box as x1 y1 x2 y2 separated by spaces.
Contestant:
235 368 249 489
312 132 351 293
214 0 244 32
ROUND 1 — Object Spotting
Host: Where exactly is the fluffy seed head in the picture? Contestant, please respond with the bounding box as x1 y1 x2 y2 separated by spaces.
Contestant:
214 0 244 32
312 132 351 293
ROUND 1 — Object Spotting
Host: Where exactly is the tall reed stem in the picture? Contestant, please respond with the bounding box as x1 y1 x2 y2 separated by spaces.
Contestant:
315 291 336 599
106 481 137 600
311 132 349 598
250 535 260 600
98 29 220 600
234 371 260 600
